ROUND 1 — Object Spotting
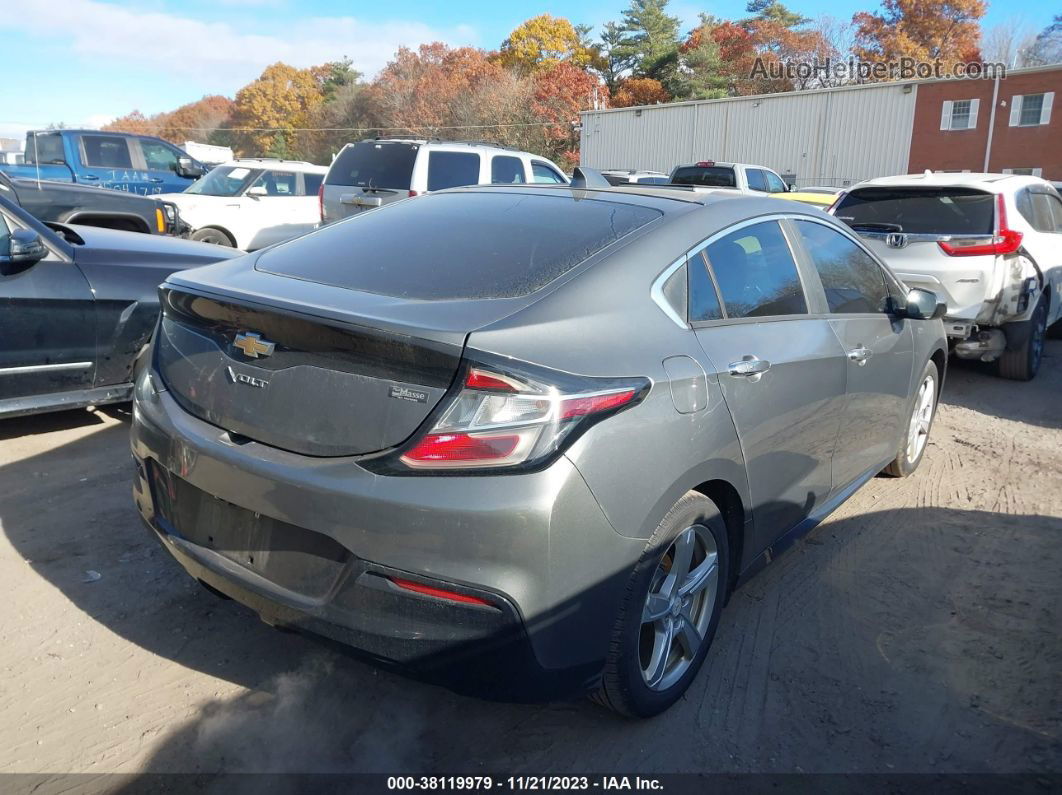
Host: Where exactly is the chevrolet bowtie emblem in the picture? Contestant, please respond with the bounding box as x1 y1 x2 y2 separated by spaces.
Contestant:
233 331 275 359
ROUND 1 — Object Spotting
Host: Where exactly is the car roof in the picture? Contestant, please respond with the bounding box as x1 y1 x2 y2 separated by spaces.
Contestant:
345 138 546 158
852 172 1049 192
222 159 327 173
446 183 829 219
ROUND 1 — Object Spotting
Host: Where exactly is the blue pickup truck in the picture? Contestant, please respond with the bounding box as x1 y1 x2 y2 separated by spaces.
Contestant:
0 130 208 195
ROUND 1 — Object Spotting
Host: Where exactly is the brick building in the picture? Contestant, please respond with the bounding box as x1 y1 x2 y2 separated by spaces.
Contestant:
909 65 1059 179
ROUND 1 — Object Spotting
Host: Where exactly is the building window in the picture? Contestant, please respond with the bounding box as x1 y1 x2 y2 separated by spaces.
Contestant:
940 99 979 130
1010 93 1054 127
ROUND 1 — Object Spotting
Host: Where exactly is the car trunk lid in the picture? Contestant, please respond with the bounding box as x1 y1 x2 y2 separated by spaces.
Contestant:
155 286 467 457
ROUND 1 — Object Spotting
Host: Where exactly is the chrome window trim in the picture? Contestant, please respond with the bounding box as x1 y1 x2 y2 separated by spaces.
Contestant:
0 362 92 375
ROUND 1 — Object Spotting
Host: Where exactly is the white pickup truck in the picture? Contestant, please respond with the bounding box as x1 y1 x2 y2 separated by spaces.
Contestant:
833 172 1062 381
669 160 792 194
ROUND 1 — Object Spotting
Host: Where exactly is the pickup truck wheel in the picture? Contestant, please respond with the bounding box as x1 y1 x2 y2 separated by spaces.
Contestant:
191 228 235 247
590 492 728 718
883 359 938 478
997 297 1047 381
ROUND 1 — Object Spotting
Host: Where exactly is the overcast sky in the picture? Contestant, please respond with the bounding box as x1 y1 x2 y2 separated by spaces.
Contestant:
0 0 1056 140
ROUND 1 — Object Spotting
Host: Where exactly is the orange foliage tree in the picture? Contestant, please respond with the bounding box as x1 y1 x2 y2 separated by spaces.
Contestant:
612 77 670 107
853 0 985 72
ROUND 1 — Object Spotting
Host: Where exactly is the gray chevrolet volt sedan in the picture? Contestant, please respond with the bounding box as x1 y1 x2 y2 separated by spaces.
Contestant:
131 179 947 717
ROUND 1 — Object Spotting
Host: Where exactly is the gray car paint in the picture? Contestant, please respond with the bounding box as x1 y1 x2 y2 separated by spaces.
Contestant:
131 185 947 679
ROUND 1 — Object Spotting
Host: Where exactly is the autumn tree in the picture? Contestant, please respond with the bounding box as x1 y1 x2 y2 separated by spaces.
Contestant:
155 95 234 143
498 15 597 72
229 62 323 156
531 62 608 168
852 0 985 75
102 111 157 136
611 77 671 107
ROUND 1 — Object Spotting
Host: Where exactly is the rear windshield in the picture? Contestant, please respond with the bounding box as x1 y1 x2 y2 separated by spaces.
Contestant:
257 192 662 301
835 187 995 235
325 141 418 190
671 166 737 188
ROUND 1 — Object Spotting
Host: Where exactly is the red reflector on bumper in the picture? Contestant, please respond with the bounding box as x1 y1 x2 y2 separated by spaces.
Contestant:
389 577 494 607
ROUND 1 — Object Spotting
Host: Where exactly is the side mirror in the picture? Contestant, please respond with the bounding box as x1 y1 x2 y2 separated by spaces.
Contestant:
901 287 947 320
175 157 205 179
788 184 796 192
246 186 267 198
0 228 48 274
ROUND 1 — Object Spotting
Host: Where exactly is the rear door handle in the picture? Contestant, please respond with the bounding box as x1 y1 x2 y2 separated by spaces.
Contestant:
728 356 771 378
847 346 873 366
149 177 165 183
80 174 99 180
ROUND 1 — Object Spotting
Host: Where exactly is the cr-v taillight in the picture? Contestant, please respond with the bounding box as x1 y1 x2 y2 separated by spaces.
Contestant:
938 194 1023 257
317 183 324 223
388 357 650 473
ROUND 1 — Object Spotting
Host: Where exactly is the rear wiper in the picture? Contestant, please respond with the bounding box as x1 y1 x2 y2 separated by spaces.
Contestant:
847 222 903 233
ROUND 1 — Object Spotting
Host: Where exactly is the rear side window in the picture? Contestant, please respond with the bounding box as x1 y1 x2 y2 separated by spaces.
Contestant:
671 166 737 188
257 192 661 301
531 162 565 184
1018 190 1062 233
81 135 132 169
745 169 768 192
794 220 889 314
688 252 723 322
24 133 64 165
704 221 807 318
326 141 417 190
427 152 481 192
835 188 994 235
491 156 525 184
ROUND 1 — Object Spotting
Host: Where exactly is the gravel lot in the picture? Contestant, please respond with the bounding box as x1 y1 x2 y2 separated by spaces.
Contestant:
1 344 1060 783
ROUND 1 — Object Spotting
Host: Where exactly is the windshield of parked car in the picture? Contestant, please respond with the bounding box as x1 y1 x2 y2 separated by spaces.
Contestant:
835 187 995 235
184 166 261 196
671 166 737 188
257 192 662 301
326 141 418 190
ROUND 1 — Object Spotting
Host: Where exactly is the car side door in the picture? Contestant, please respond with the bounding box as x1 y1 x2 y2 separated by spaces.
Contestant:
243 170 301 250
76 133 138 192
690 218 847 556
0 201 96 404
136 138 193 194
788 218 914 489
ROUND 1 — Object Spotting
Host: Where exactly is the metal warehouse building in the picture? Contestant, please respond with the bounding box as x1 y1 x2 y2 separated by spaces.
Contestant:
578 65 1061 187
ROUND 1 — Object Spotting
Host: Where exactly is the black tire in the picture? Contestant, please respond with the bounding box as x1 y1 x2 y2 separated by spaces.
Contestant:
882 359 939 478
191 227 235 247
997 297 1047 381
590 491 729 718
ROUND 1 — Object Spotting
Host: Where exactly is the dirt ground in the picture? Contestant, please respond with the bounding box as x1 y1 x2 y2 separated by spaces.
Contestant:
1 344 1060 784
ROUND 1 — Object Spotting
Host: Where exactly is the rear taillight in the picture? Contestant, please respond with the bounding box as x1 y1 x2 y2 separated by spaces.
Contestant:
938 194 1023 257
394 357 650 472
317 183 324 223
408 189 420 197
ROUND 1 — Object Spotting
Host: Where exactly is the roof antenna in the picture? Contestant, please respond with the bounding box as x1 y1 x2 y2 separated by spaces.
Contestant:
570 167 611 190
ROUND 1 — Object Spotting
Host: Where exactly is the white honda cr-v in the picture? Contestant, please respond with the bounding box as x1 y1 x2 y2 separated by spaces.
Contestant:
833 172 1062 380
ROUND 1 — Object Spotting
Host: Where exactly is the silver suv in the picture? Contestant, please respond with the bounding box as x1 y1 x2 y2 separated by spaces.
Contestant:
320 139 569 224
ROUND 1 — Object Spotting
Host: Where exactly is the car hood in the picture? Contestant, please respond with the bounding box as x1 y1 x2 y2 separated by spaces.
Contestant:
65 223 244 264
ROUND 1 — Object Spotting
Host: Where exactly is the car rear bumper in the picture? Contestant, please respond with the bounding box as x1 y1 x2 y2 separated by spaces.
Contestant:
130 371 642 695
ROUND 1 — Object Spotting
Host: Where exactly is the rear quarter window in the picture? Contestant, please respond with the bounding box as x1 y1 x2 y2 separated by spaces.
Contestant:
836 187 994 235
427 152 481 192
257 192 661 301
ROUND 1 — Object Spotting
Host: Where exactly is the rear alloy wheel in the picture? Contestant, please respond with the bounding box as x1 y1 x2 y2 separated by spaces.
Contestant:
591 492 728 717
191 228 235 247
883 359 938 477
998 297 1047 381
